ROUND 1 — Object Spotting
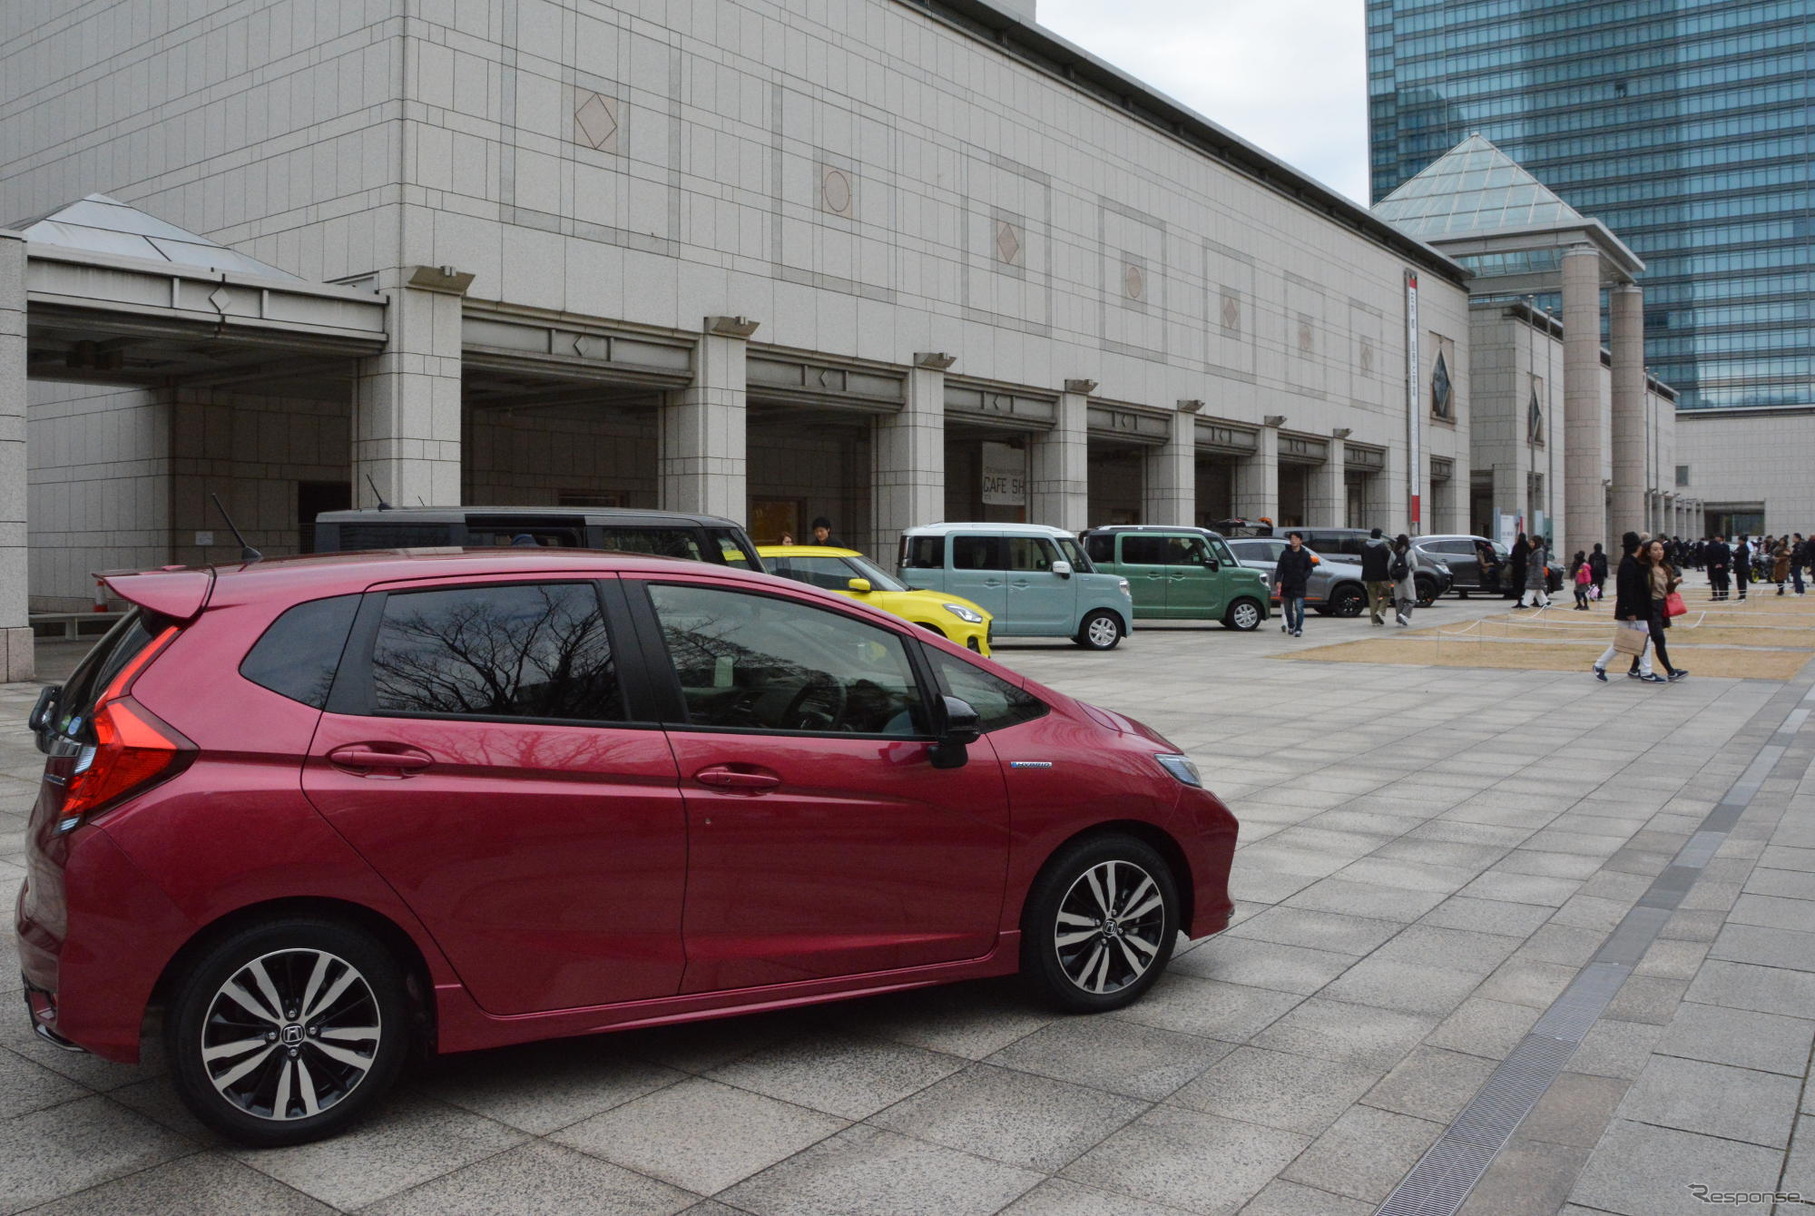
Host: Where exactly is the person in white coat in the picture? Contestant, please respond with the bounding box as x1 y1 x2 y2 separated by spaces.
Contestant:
1391 534 1417 626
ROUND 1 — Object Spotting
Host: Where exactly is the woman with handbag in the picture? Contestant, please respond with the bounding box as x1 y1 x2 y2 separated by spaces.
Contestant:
1644 538 1688 682
1595 532 1663 682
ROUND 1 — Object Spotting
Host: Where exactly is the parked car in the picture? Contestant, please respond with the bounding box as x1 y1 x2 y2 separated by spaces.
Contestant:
1225 537 1370 617
758 544 993 654
1413 534 1514 598
19 550 1237 1146
898 523 1135 650
1078 526 1270 631
314 506 763 570
1293 528 1452 606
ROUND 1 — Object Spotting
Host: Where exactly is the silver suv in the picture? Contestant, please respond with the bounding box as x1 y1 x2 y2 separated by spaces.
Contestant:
1226 538 1368 618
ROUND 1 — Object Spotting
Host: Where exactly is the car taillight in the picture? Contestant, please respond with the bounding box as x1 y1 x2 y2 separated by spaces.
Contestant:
55 697 195 831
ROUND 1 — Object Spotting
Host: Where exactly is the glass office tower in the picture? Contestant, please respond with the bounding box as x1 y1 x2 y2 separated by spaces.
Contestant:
1367 0 1812 409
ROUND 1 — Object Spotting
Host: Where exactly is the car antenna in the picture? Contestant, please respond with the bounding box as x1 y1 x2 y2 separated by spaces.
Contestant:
364 472 392 511
209 492 263 562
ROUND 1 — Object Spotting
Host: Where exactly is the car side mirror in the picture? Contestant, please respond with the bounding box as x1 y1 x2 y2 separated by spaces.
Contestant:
29 685 60 754
1051 560 1072 578
1202 557 1219 570
846 577 872 593
931 695 982 769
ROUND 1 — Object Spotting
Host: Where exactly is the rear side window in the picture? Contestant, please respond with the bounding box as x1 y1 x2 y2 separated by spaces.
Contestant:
1119 536 1170 565
952 536 1006 571
49 609 164 743
901 536 944 569
595 528 704 562
925 648 1046 733
1083 535 1113 564
240 594 360 708
369 582 624 722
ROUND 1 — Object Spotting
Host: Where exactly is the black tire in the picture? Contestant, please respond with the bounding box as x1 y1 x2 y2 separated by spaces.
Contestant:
1328 584 1366 618
1074 610 1124 650
1222 597 1264 631
1021 833 1179 1013
166 918 410 1147
1414 575 1439 608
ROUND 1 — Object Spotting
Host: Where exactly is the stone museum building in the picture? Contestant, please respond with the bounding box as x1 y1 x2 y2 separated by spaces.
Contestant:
0 0 1685 678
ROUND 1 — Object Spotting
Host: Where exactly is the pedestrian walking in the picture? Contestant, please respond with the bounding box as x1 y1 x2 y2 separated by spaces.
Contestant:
1643 538 1687 681
1734 534 1751 600
1571 550 1592 610
1794 533 1808 596
1509 532 1530 600
809 516 843 547
1360 527 1393 625
1773 536 1792 594
1518 535 1551 608
1391 534 1417 626
1273 530 1313 638
1706 535 1731 601
1594 532 1664 682
1589 542 1609 599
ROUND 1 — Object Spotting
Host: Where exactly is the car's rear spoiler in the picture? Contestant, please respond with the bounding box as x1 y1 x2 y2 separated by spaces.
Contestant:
95 567 216 622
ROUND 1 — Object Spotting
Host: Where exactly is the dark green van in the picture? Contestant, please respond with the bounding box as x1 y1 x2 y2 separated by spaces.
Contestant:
1079 526 1270 631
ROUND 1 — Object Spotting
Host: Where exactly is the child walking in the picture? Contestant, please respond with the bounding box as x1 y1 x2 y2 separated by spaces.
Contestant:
1572 550 1592 610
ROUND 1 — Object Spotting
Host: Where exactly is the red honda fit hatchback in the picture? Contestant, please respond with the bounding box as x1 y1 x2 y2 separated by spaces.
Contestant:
18 550 1237 1145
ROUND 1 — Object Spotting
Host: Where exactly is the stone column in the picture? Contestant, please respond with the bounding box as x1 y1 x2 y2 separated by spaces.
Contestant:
1143 400 1200 526
1307 430 1348 526
661 317 756 520
1029 379 1091 532
1561 245 1604 562
1609 284 1646 540
873 354 949 555
352 273 466 509
1234 421 1279 523
0 231 29 680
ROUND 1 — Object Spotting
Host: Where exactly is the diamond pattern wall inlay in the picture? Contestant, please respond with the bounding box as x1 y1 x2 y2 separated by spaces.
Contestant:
574 92 619 152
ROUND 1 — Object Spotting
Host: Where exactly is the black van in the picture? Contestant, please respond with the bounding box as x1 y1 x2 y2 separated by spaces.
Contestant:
313 506 765 571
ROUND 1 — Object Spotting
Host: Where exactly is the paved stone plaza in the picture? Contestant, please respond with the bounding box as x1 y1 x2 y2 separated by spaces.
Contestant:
3 589 1813 1215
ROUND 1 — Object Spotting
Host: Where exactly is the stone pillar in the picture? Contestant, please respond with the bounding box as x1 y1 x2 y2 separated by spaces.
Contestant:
0 231 29 680
1609 284 1646 540
1143 400 1200 526
873 354 949 555
1234 422 1279 523
352 275 465 509
1307 430 1347 526
1561 245 1604 563
1029 379 1091 532
661 317 756 520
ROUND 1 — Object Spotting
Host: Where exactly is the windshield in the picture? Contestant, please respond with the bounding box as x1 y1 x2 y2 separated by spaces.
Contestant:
841 554 908 592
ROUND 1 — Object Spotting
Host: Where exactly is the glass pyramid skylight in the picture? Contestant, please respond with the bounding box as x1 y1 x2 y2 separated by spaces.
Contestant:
1374 134 1588 239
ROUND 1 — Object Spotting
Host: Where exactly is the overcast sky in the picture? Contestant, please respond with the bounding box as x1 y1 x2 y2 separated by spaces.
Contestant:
1035 0 1371 205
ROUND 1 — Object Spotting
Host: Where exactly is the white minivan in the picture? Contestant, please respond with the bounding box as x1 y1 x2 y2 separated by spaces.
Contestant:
898 522 1135 649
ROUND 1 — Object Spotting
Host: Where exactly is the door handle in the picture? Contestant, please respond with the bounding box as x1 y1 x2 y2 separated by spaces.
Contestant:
327 744 433 776
694 765 781 793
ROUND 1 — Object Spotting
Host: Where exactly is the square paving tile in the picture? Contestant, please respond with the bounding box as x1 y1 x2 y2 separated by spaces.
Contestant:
1415 896 1555 939
365 1141 698 1216
1169 1046 1380 1135
1618 1054 1800 1148
1361 1045 1496 1123
1060 1105 1310 1215
1315 957 1485 1017
719 1125 1041 1216
704 1032 963 1120
550 1077 845 1195
1283 878 1450 924
1425 997 1543 1061
1279 1105 1445 1204
1657 1001 1815 1075
1685 958 1815 1015
414 1039 688 1135
984 1014 1232 1103
232 1093 526 1211
21 1154 337 1216
1516 1072 1629 1149
995 1177 1191 1215
1223 906 1406 956
1169 935 1355 995
869 1062 1144 1172
1106 973 1303 1042
1235 1178 1377 1216
1571 1119 1783 1216
1250 997 1438 1071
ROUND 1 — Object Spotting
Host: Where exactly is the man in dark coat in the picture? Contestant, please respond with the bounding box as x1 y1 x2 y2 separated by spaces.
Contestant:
1273 531 1315 638
1588 543 1609 599
1359 528 1393 625
1706 535 1732 601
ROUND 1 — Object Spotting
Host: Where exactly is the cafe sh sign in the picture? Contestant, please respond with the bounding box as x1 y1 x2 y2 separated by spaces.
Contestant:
981 442 1026 506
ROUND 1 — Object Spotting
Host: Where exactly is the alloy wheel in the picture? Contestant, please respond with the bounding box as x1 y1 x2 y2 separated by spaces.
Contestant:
199 948 382 1122
1053 859 1167 994
1086 615 1120 648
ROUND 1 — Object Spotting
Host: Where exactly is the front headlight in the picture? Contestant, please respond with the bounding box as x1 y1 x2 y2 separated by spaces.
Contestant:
942 603 985 624
1118 578 1132 597
1154 753 1202 787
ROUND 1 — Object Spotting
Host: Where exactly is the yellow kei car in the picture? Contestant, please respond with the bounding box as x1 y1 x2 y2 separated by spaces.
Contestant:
757 545 993 655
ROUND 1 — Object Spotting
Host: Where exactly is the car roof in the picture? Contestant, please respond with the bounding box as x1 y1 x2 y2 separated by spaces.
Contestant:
757 545 865 558
1081 525 1227 539
315 506 745 528
902 522 1078 538
1416 534 1494 544
101 548 784 619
